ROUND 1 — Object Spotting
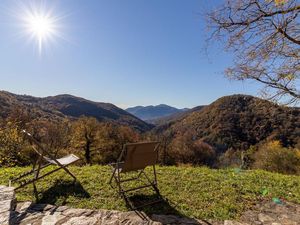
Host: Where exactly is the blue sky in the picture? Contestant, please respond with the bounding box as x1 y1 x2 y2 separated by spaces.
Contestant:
0 0 262 109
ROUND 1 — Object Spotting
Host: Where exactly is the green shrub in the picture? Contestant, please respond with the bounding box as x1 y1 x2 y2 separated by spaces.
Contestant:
253 140 300 174
0 126 32 167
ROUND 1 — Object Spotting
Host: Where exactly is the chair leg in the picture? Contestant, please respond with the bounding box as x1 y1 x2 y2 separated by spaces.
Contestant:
116 170 123 195
109 168 117 186
33 182 39 202
109 167 123 191
122 194 149 221
61 166 77 182
141 171 160 195
133 169 161 199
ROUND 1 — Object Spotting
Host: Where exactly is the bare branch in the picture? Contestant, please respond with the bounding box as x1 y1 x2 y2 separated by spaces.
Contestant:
207 0 300 104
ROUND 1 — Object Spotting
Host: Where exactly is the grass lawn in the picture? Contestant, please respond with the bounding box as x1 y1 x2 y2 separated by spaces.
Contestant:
0 165 300 220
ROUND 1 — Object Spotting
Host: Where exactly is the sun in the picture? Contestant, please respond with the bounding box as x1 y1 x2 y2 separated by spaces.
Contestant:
24 13 56 54
15 1 66 55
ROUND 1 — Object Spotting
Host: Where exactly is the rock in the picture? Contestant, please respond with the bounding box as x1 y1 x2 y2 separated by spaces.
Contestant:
16 201 32 212
62 208 94 217
0 211 10 225
0 186 16 225
62 216 98 225
224 220 249 225
0 186 15 201
55 205 69 212
258 213 275 223
278 218 298 225
41 212 66 225
15 212 45 225
0 200 15 213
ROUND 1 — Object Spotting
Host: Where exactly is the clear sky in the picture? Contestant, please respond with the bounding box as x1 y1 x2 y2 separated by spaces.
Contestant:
0 0 262 109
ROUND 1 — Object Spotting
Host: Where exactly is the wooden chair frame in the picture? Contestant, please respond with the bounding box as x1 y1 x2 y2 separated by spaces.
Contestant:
9 130 79 190
109 141 162 211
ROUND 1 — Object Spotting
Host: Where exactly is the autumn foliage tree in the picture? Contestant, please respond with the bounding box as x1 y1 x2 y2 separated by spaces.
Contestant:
70 117 140 165
0 109 34 167
208 0 300 104
93 123 140 163
0 125 26 167
252 140 300 174
169 131 216 165
71 117 100 164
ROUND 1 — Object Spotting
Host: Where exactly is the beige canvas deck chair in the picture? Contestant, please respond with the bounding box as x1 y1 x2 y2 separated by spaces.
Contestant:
109 141 161 210
9 130 80 190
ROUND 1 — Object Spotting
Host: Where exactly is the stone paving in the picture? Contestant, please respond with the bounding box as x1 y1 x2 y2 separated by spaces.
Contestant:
1 186 299 225
0 185 16 225
238 200 300 225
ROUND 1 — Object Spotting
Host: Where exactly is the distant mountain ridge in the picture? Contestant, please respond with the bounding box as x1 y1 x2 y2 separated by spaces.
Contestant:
151 105 206 125
126 104 188 122
0 91 152 132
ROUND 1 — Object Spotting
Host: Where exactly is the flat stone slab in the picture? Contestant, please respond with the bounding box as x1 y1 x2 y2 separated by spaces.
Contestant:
0 211 10 225
0 186 15 201
0 186 16 225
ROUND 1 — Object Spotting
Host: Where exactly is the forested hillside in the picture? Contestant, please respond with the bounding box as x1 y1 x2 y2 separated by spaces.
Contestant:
0 91 152 132
151 95 300 171
1 92 300 174
154 95 300 151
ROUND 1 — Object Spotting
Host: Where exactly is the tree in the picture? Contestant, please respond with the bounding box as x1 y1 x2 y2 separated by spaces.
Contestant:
157 130 174 165
29 119 72 157
169 131 216 165
207 0 300 104
0 125 30 167
93 123 140 163
71 117 100 164
6 106 33 129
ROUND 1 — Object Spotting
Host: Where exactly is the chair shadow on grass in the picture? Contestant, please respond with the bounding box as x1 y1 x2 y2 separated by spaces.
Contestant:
35 180 90 205
124 193 208 224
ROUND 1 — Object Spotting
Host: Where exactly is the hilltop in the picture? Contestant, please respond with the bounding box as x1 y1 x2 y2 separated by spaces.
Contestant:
0 91 152 132
154 94 300 152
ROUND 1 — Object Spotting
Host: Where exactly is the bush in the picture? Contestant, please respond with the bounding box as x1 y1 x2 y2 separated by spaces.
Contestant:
252 140 300 174
217 148 239 168
0 126 32 167
169 132 216 165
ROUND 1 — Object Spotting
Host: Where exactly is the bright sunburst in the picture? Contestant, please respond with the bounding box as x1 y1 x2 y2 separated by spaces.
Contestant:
24 12 56 54
15 1 66 55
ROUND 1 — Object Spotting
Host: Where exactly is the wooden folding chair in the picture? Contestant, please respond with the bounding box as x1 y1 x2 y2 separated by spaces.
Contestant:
9 130 80 190
109 141 162 211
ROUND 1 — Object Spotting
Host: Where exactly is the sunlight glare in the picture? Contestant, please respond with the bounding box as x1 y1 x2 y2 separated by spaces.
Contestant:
25 13 56 54
15 1 67 55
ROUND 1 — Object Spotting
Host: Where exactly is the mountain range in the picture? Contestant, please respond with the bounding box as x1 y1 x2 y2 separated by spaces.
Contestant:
126 104 188 122
1 91 299 152
0 91 152 132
